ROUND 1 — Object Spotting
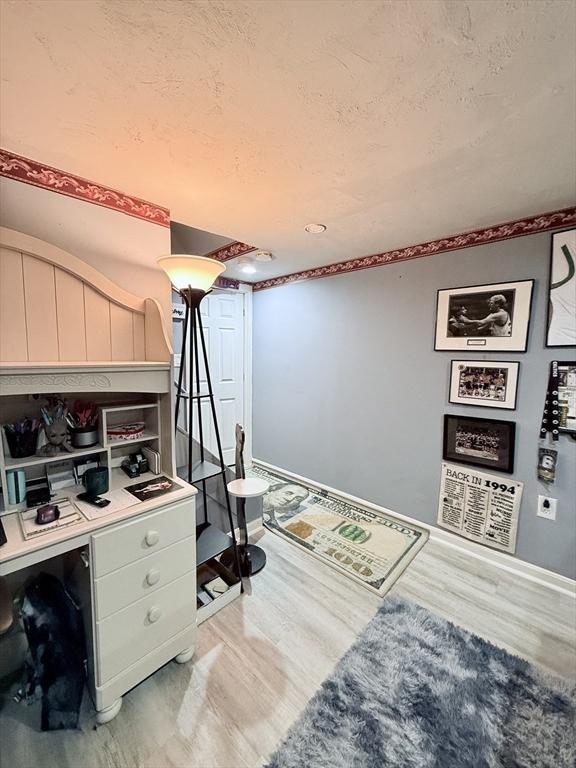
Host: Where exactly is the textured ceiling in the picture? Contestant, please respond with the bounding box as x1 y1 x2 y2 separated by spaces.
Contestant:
1 0 575 282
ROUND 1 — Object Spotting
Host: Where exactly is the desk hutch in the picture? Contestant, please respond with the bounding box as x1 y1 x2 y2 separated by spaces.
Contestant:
0 228 234 724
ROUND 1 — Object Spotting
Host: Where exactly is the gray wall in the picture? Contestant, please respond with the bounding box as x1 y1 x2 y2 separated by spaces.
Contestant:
252 231 576 579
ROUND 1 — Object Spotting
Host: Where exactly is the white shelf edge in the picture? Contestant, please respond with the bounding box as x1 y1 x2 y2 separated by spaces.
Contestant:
107 433 160 448
4 444 107 470
101 403 159 413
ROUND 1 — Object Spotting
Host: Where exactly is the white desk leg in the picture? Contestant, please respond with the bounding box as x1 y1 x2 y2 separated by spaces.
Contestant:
174 645 194 664
96 697 122 725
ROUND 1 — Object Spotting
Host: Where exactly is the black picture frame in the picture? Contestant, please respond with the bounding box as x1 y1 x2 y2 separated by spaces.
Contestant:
546 228 576 348
442 414 516 474
557 361 576 434
434 279 534 352
448 360 520 410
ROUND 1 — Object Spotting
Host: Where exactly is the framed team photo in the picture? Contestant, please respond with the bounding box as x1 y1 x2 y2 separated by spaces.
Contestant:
546 229 576 347
443 414 516 474
434 279 534 352
449 360 519 410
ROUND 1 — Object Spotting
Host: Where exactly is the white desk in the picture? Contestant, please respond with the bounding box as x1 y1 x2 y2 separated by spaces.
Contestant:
0 361 198 724
0 477 198 724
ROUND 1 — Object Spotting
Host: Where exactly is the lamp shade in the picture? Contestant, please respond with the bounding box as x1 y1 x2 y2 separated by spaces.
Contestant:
157 254 226 293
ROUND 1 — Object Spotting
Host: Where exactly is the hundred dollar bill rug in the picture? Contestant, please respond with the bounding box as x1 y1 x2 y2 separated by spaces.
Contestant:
248 464 427 596
266 596 576 768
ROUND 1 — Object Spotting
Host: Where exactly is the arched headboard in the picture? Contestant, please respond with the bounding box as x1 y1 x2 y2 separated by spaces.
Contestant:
0 227 172 363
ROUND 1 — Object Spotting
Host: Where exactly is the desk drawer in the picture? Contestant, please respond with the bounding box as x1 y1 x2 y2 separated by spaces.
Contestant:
91 499 194 577
94 536 195 620
96 570 196 685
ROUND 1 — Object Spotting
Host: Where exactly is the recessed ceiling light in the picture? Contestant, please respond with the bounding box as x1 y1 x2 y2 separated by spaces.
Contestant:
304 223 327 234
237 255 257 274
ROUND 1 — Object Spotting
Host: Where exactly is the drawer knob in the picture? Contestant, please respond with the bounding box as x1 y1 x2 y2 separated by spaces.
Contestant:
147 606 162 623
146 568 160 586
145 530 160 547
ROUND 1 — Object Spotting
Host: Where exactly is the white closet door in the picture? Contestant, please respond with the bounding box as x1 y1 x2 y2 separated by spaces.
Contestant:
175 291 244 466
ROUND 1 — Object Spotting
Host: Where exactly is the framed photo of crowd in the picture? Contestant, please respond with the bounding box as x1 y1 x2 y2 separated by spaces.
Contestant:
443 414 516 474
434 279 534 352
449 360 519 410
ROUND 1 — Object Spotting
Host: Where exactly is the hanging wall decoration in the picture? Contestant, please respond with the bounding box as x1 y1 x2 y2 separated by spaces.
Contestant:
546 229 576 347
540 361 576 439
443 414 516 474
434 280 534 352
437 462 522 553
537 447 558 483
449 360 519 410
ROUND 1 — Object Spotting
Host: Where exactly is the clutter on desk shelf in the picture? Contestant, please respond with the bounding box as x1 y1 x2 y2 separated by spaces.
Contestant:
25 478 51 509
68 400 99 448
17 573 85 730
142 445 161 474
46 460 76 493
19 498 84 540
37 397 73 456
73 454 100 484
6 469 26 505
107 421 145 442
3 417 40 458
121 451 149 479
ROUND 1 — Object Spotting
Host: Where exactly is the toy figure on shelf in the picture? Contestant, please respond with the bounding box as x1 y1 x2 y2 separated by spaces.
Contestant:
37 397 73 456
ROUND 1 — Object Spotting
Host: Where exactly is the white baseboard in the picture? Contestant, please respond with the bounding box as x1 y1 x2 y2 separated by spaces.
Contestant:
253 458 576 599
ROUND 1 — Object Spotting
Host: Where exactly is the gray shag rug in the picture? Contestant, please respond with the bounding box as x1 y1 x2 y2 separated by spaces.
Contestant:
266 596 575 768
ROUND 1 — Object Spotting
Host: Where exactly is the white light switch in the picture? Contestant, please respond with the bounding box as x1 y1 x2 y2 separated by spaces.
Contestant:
537 495 557 521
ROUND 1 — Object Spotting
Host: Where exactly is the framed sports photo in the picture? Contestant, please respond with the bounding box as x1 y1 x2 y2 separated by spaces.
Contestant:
546 229 576 347
434 280 534 352
443 414 516 474
449 360 519 410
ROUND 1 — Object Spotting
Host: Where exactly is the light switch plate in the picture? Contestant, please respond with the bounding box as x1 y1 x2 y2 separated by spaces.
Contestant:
537 495 557 520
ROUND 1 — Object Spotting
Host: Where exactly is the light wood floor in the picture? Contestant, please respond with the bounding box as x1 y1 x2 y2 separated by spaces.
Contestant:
1 530 574 768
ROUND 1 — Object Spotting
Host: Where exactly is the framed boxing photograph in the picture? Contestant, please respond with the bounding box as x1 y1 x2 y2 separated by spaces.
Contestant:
434 280 534 352
442 414 516 474
449 360 519 410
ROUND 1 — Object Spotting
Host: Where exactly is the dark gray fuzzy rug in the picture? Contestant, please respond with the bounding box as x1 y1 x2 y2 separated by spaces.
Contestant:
266 596 575 768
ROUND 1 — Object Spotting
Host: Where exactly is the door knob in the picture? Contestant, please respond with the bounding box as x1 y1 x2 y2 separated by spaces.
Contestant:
146 568 160 586
147 606 162 623
145 530 160 547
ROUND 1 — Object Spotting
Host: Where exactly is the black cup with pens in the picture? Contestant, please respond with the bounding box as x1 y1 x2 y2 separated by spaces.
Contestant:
3 418 39 459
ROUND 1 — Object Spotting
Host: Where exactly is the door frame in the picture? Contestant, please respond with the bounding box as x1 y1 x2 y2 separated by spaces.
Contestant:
210 282 253 467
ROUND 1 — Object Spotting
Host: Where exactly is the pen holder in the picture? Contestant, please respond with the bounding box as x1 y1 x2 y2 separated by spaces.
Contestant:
3 426 38 458
69 426 99 448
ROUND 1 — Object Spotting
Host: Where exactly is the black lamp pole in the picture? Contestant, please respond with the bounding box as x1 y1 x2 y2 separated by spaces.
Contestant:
174 286 242 580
